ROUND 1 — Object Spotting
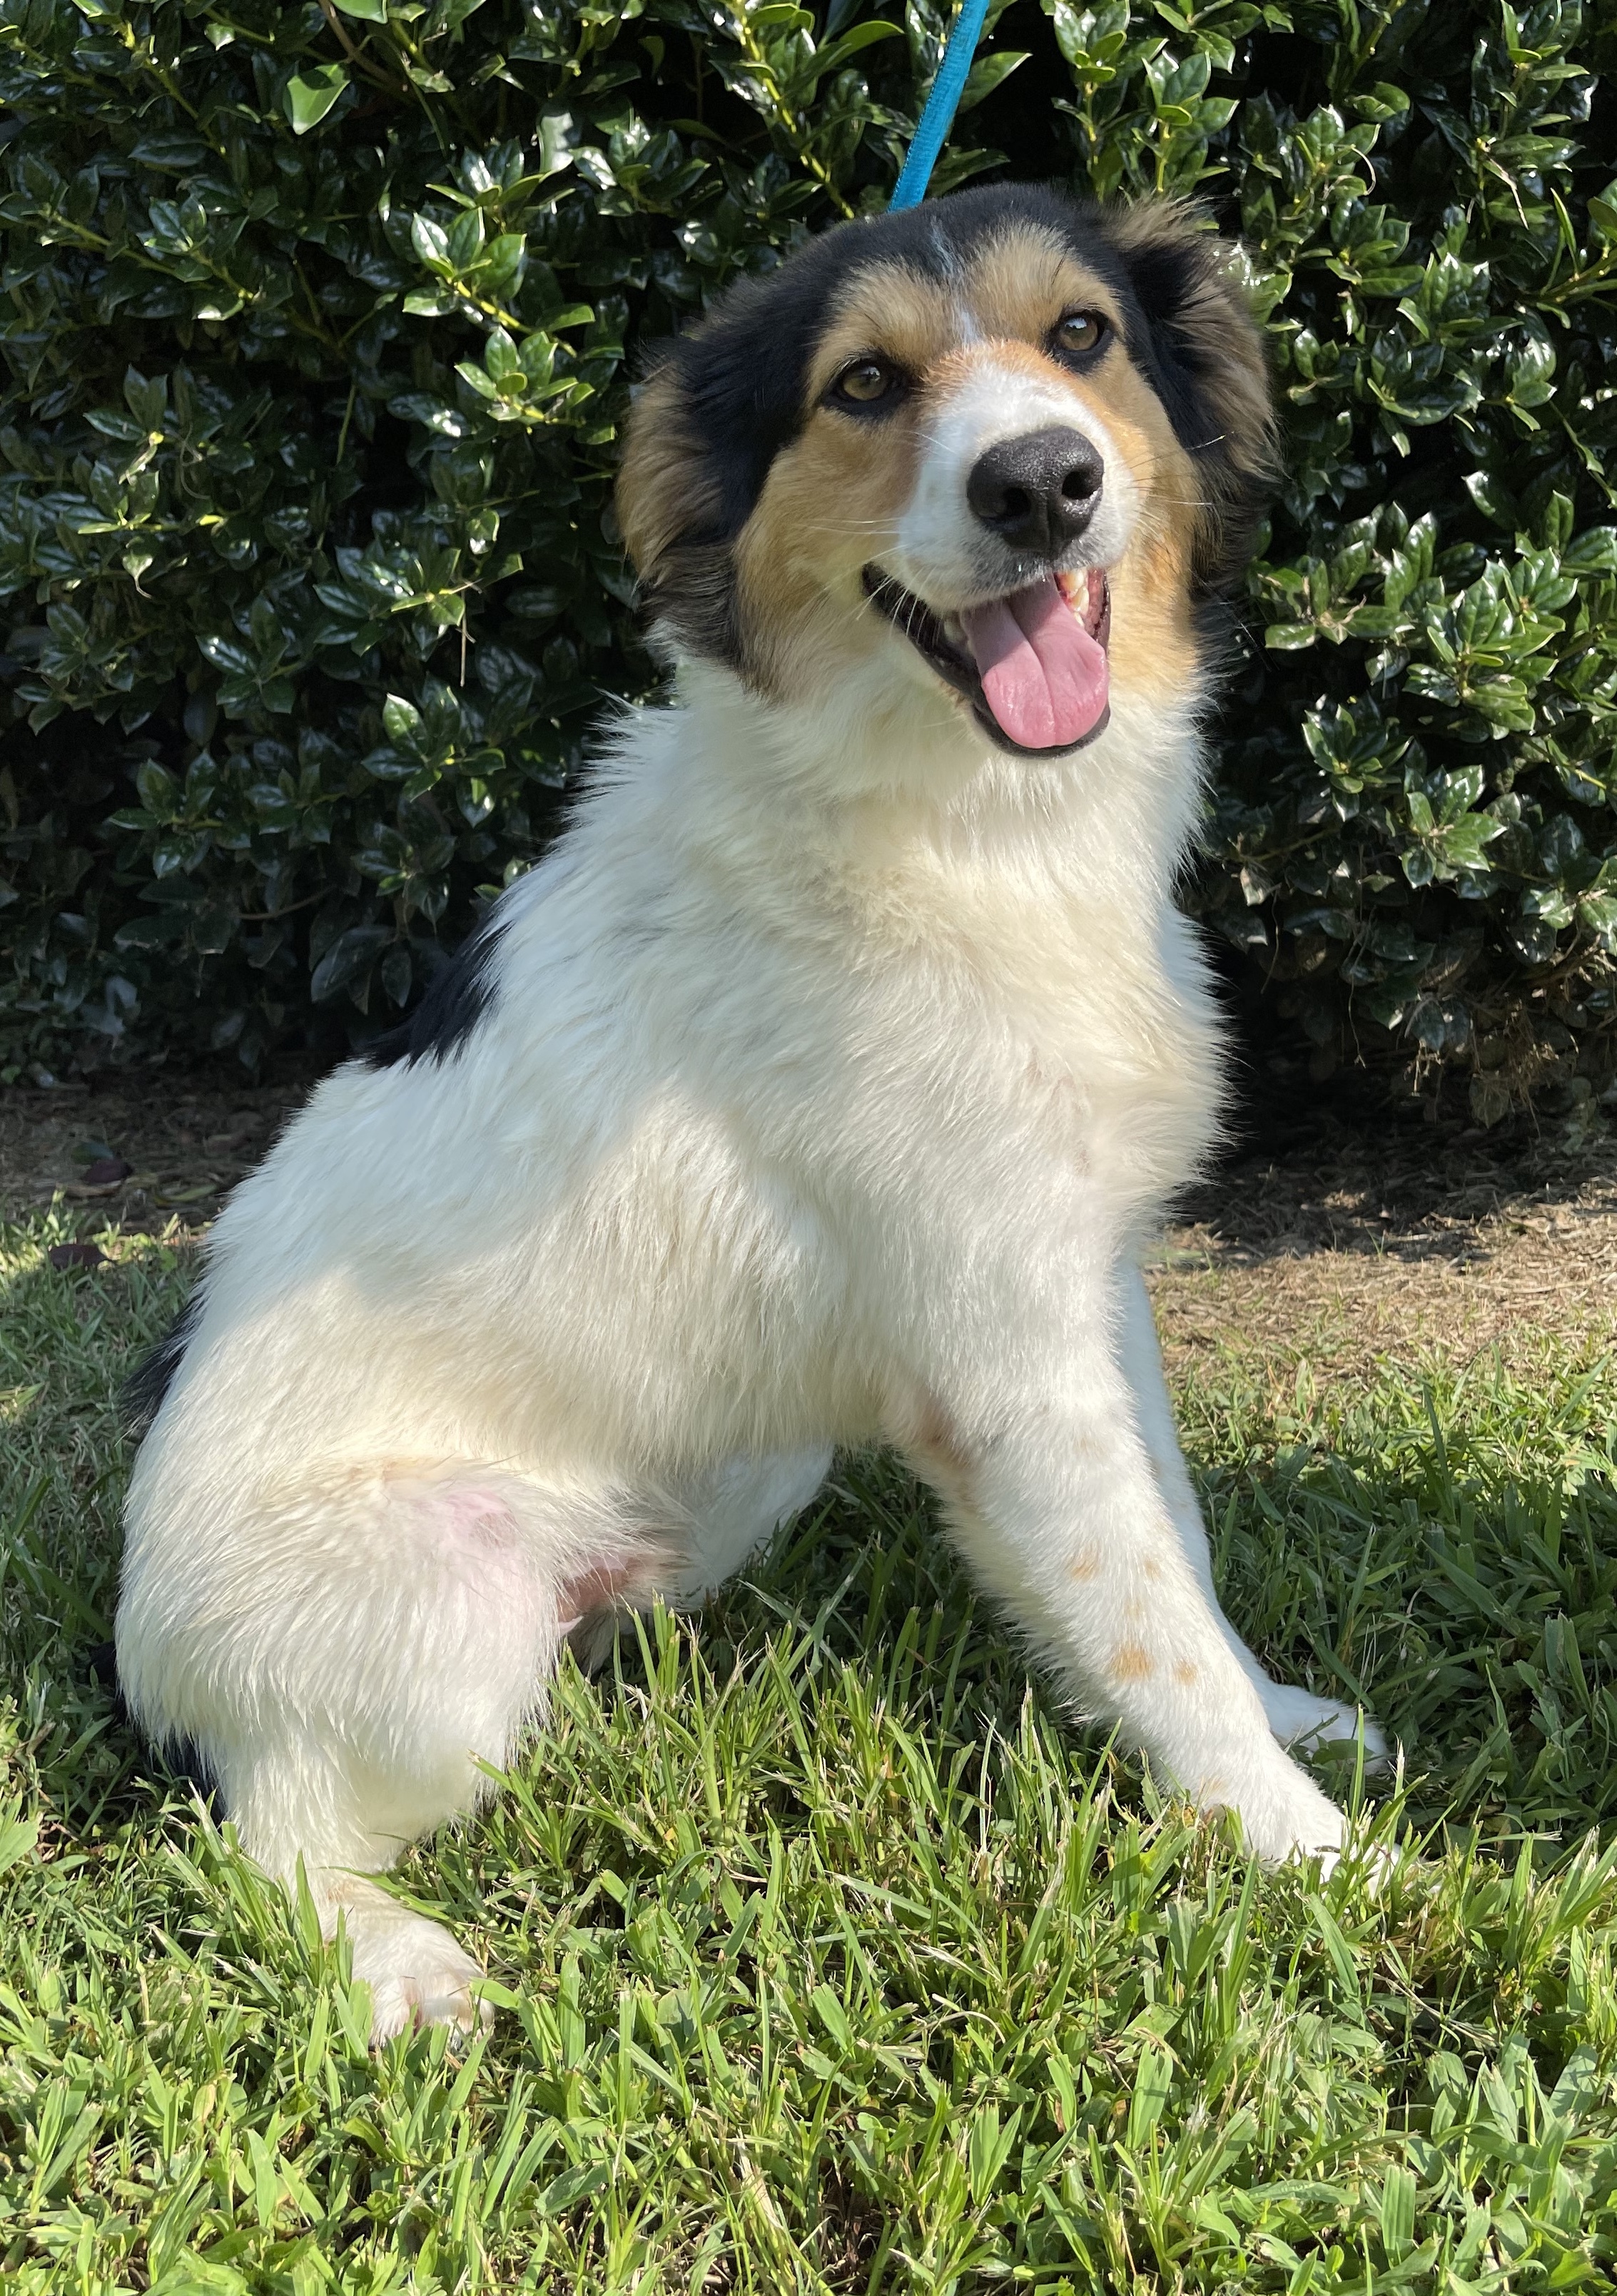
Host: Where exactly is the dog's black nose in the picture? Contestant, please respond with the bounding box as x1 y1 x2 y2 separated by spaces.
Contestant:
967 427 1104 556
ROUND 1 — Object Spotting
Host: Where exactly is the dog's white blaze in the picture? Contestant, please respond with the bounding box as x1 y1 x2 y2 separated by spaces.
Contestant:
893 358 1140 602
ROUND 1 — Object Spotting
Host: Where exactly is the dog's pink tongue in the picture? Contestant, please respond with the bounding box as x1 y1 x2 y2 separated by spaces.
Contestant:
961 575 1107 749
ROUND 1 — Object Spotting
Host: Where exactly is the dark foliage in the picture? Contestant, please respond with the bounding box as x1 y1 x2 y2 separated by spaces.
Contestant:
0 0 1613 1123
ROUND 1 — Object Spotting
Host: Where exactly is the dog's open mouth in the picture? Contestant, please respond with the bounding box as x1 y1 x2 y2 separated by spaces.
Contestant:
862 565 1111 755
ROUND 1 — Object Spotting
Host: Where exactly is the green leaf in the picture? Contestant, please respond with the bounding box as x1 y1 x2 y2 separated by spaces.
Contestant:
1464 470 1518 527
819 19 905 71
136 760 179 817
411 213 450 270
958 51 1029 114
310 924 389 1001
382 694 423 746
1465 677 1535 732
1349 81 1411 121
113 914 181 951
1126 2043 1173 2148
283 65 349 135
1562 527 1617 575
330 0 389 17
484 328 521 382
1578 891 1617 946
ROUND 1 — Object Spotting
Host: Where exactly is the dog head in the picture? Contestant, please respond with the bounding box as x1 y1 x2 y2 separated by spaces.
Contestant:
618 186 1273 764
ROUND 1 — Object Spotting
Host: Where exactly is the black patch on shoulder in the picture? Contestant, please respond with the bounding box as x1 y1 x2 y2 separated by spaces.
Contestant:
361 908 507 1070
122 1290 201 1439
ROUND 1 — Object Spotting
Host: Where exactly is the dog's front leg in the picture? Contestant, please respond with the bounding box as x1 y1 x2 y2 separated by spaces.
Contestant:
909 1372 1352 1864
1114 1260 1387 1767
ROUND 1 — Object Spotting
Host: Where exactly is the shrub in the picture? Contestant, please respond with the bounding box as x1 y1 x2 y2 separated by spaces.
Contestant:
0 0 1613 1117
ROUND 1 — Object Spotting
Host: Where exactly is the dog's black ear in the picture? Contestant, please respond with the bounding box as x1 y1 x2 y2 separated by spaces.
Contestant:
617 267 815 672
1105 201 1276 593
616 350 741 669
618 236 873 670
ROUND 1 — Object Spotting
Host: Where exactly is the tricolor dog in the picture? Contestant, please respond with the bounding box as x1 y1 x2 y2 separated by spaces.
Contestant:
116 186 1384 2040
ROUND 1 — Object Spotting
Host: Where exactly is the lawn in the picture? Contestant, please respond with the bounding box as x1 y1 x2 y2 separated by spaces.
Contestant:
1 1209 1616 2292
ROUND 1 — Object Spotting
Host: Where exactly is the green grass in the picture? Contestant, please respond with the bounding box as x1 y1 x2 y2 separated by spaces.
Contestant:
3 1210 1617 2292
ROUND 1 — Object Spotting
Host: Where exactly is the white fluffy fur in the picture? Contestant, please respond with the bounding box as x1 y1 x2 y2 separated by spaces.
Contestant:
118 352 1382 2040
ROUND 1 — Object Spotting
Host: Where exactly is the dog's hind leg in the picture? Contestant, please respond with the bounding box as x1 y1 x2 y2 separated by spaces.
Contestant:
1115 1263 1387 1766
116 1460 657 2041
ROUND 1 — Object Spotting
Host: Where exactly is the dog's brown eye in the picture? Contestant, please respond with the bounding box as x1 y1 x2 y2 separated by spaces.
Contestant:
831 358 900 409
1053 310 1107 359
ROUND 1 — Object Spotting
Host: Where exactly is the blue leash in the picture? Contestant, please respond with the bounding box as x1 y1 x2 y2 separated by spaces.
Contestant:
888 0 994 211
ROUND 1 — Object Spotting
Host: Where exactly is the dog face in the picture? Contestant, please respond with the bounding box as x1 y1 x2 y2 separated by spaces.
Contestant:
618 186 1274 760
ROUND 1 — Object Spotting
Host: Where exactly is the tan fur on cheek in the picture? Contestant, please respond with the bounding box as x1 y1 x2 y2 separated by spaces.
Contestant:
1055 368 1202 706
614 364 744 665
731 415 920 698
1102 201 1277 591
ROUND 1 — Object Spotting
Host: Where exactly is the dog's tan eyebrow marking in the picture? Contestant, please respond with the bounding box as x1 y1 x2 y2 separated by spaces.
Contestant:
959 229 1127 353
807 262 961 401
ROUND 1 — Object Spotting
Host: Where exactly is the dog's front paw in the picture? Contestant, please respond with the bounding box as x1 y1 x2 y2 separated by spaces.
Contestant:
339 1898 493 2045
1205 1744 1347 1868
1259 1681 1388 1770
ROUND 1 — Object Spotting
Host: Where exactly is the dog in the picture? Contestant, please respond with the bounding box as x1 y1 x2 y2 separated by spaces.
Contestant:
116 185 1384 2042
